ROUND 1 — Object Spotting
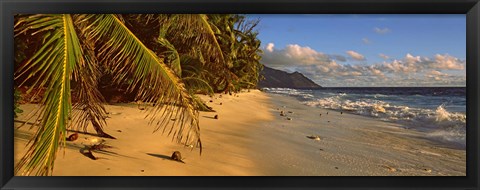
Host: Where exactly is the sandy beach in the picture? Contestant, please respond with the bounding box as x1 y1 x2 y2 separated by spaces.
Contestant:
14 90 466 176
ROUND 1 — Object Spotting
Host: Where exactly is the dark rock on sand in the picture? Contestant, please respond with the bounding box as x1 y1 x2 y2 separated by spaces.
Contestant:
67 133 78 141
171 151 185 164
306 135 321 141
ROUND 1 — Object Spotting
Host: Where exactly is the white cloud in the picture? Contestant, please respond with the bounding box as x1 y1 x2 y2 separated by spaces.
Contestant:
379 53 390 60
428 70 449 76
328 54 347 62
362 38 372 44
405 53 421 63
374 27 391 34
380 53 465 74
426 70 449 81
346 50 366 61
433 54 464 70
260 44 465 87
284 44 322 62
350 71 363 76
265 43 275 52
260 43 336 68
368 66 386 78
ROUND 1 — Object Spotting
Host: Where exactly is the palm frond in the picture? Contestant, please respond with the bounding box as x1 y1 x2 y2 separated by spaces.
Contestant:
159 14 229 69
70 14 109 135
183 76 214 95
88 14 202 151
14 14 81 175
156 37 181 76
191 94 214 112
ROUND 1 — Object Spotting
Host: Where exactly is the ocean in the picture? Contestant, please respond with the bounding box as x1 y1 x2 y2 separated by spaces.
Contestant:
263 87 467 149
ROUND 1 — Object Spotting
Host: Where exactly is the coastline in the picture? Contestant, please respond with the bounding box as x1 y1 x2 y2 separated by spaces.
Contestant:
252 93 465 176
14 90 465 176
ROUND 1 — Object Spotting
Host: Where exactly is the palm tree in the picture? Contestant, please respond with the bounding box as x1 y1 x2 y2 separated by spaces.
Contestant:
230 15 263 89
209 14 263 91
14 13 262 176
13 14 230 176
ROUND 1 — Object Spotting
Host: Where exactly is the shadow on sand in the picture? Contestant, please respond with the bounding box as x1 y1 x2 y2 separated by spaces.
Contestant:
146 153 172 160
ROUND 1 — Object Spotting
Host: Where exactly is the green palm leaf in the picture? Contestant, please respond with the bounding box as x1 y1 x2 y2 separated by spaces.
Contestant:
159 14 230 69
183 76 214 95
88 14 202 151
70 14 109 136
14 14 81 175
156 37 182 76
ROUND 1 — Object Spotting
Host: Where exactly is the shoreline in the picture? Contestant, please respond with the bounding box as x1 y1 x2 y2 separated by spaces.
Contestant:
252 93 465 175
14 90 465 176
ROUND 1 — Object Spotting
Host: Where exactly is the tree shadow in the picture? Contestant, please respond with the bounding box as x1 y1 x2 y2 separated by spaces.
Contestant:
79 144 138 160
66 129 116 139
146 153 186 164
146 153 172 160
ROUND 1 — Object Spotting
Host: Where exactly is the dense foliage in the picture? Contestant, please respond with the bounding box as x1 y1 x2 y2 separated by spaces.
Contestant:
13 14 262 175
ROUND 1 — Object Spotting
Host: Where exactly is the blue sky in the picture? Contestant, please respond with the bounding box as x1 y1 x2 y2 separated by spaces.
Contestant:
249 14 466 87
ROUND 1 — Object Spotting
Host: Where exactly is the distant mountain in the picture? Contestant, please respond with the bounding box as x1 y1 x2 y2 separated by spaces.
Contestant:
257 66 322 89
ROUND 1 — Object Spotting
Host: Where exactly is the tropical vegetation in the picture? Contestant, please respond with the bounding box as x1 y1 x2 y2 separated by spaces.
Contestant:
13 14 263 176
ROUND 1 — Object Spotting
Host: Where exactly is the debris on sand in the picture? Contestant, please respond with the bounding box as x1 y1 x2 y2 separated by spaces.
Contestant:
423 168 432 173
80 140 113 160
306 135 321 141
171 151 186 164
67 133 79 141
382 165 397 172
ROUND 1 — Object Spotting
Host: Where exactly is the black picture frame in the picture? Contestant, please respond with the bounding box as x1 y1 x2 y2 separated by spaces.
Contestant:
1 0 479 189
